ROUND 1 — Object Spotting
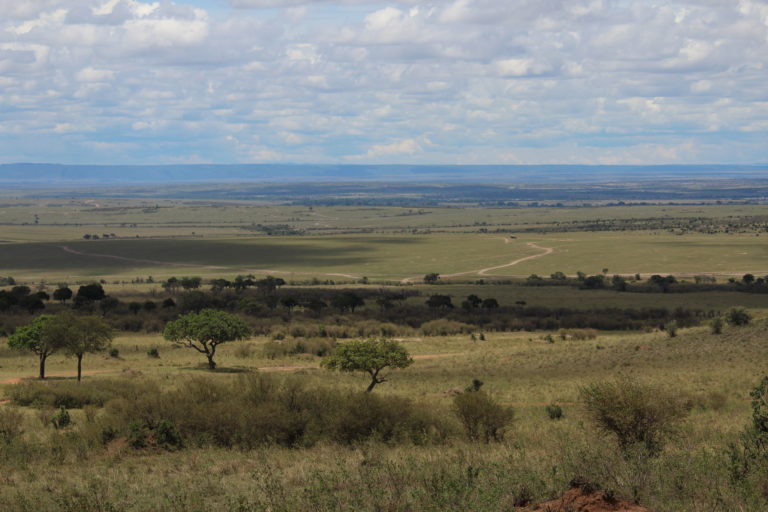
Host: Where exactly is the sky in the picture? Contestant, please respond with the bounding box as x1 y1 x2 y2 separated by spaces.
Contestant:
1 0 767 165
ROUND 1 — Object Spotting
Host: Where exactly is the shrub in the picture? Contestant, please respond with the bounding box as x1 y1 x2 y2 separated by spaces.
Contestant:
710 316 724 334
545 404 564 420
453 389 514 443
108 347 120 358
728 376 768 482
51 406 71 429
147 347 160 358
664 320 678 337
0 407 24 444
101 374 449 449
726 307 751 326
580 378 691 456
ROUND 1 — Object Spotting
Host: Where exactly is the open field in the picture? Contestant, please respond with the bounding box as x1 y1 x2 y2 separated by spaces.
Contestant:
2 322 767 407
2 199 767 282
2 198 768 241
0 231 766 283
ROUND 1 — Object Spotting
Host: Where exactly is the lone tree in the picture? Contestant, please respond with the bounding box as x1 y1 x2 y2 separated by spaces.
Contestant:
322 338 413 392
423 273 440 284
48 314 113 382
8 315 57 379
163 309 250 370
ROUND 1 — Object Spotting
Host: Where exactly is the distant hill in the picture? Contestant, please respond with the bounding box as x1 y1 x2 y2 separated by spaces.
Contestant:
1 163 767 186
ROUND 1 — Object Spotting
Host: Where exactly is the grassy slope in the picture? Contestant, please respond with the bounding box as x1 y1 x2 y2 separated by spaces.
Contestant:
1 322 767 510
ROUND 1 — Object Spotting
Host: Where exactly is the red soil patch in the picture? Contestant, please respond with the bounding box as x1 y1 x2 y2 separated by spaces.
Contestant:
523 488 649 512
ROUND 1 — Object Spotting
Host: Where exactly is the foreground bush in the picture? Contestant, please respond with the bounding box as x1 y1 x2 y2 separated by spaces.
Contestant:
580 378 691 456
453 389 514 443
101 374 449 449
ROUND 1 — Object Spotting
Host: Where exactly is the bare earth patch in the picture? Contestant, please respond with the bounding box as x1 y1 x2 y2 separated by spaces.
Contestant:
521 488 649 512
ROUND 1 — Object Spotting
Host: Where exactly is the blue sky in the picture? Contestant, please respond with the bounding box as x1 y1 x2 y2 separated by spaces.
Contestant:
1 0 767 165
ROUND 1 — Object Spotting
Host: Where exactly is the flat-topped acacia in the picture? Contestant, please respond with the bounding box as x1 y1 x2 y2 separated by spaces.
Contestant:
163 309 250 370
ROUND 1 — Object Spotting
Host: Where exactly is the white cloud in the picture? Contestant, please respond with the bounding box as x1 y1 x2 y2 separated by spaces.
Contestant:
76 66 114 82
348 138 423 160
0 0 766 165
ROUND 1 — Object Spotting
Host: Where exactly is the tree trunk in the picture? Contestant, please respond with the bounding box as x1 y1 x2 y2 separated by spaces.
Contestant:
39 353 47 379
207 353 217 370
77 354 83 382
366 369 380 392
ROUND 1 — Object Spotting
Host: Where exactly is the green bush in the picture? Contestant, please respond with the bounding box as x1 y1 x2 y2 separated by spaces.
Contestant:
545 404 564 420
580 378 691 456
51 406 71 429
726 307 751 326
452 390 514 443
147 347 160 358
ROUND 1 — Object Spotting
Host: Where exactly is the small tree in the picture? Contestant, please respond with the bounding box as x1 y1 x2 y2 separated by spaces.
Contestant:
163 309 250 370
50 314 113 382
7 315 57 379
423 273 440 284
322 338 413 392
581 378 690 456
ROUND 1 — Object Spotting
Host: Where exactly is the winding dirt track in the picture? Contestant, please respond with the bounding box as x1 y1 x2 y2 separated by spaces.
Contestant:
401 239 554 283
60 238 555 284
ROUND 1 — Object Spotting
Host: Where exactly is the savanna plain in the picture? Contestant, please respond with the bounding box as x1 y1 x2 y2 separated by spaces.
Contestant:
1 192 768 511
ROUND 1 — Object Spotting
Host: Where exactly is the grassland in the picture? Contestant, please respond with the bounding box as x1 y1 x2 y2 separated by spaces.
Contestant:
2 193 768 510
1 321 768 510
1 198 767 283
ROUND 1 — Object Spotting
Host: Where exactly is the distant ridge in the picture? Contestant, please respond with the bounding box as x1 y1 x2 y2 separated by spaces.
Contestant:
1 163 768 186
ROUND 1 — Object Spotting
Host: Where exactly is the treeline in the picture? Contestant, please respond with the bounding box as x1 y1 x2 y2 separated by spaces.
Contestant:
524 272 768 294
0 278 710 338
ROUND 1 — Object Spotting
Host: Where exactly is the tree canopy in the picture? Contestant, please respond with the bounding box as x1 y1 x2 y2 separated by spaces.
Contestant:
322 338 413 392
47 314 113 382
8 314 55 379
163 309 250 369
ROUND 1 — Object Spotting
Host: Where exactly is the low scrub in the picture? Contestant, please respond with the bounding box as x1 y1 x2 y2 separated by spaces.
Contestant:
263 338 337 359
452 389 514 442
580 378 691 456
9 378 157 409
101 374 451 449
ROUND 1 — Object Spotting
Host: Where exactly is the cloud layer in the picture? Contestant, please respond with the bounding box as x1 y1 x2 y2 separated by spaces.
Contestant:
1 0 767 165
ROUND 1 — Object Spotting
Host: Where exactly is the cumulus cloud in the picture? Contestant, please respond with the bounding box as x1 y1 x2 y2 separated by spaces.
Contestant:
0 0 766 165
348 138 423 160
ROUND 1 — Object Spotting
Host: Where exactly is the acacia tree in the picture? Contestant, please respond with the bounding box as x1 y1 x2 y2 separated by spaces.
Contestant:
163 309 250 369
49 314 113 382
322 338 413 392
7 315 56 379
